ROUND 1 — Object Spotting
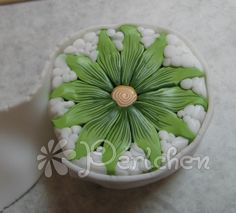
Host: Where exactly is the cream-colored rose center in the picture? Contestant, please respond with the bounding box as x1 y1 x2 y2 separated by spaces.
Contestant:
112 85 137 107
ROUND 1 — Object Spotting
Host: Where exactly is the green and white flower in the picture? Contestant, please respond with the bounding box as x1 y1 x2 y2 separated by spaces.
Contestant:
49 24 208 175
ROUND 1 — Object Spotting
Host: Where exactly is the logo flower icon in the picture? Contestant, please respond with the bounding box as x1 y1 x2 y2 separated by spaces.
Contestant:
37 140 68 177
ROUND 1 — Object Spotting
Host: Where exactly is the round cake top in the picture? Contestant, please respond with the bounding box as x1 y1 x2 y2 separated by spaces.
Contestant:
49 24 208 176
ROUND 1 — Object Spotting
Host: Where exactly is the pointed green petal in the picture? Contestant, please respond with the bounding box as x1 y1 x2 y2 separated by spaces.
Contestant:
97 29 121 85
139 87 208 112
131 33 167 88
119 25 144 85
128 106 162 169
102 110 131 175
66 54 113 92
135 101 195 141
136 67 204 94
75 108 120 159
50 80 110 102
52 99 115 128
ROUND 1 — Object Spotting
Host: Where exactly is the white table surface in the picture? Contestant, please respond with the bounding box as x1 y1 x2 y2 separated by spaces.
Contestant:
1 0 236 212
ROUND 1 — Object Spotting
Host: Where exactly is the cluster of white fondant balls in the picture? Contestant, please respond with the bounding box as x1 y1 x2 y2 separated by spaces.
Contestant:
64 32 99 62
116 143 151 176
49 97 74 118
55 126 82 159
163 34 203 70
71 143 151 176
50 57 77 117
177 105 206 134
72 146 106 174
107 29 124 51
52 55 77 89
181 77 207 97
159 130 189 163
138 26 160 48
55 126 81 149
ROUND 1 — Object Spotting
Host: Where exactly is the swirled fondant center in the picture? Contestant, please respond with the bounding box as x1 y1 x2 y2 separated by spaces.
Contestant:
112 85 137 107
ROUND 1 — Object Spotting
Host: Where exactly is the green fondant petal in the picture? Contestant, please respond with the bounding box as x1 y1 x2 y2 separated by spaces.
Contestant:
52 99 115 128
136 67 204 94
131 33 167 89
97 29 121 85
139 87 208 112
102 109 131 175
119 25 144 85
135 101 195 141
128 106 162 170
66 54 113 92
75 108 120 159
50 80 110 102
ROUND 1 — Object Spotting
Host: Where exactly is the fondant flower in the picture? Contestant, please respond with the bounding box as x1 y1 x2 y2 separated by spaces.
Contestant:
50 25 208 175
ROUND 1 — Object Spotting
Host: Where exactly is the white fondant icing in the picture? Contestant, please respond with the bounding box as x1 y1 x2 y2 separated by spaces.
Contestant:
72 146 106 175
52 55 77 89
55 126 81 149
55 125 81 160
71 143 151 176
163 34 203 70
63 31 99 61
49 98 75 118
54 54 68 69
64 46 78 54
177 105 206 134
159 130 189 163
181 77 207 97
115 143 151 176
113 40 123 51
138 26 159 48
107 28 124 51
